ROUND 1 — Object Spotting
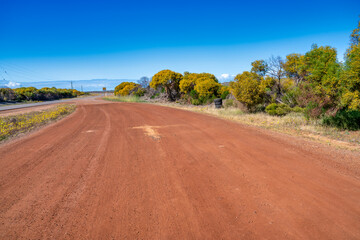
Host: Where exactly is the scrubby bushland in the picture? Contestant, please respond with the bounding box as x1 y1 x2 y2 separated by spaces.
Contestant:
0 87 83 102
226 18 360 129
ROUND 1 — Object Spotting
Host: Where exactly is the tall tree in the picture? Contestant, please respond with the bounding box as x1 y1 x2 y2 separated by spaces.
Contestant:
137 76 150 88
266 56 285 96
295 45 342 117
341 19 360 110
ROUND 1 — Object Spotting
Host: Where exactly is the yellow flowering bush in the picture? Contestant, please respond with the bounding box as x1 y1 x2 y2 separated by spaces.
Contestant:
114 82 140 96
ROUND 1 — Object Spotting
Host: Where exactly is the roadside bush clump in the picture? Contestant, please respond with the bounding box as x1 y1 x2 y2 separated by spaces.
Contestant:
230 71 273 111
291 106 304 113
191 98 202 105
0 88 16 101
134 88 145 97
265 103 291 116
114 82 140 96
150 70 183 101
322 110 360 130
179 72 222 105
194 78 221 99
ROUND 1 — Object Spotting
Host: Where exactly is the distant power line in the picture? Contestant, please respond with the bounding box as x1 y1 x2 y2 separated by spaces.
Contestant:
0 62 58 82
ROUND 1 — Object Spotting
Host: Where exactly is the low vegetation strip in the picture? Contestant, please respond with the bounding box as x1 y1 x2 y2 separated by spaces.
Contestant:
0 104 76 141
103 96 144 103
0 87 85 102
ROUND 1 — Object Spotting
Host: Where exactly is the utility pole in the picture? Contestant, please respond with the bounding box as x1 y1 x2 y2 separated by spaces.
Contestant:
81 85 83 92
71 81 73 90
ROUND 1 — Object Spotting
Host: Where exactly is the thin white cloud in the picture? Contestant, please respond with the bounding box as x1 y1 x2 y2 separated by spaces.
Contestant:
218 73 235 82
5 81 21 88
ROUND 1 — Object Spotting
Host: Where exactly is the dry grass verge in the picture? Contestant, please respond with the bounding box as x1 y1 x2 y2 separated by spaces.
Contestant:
156 103 360 151
0 104 76 142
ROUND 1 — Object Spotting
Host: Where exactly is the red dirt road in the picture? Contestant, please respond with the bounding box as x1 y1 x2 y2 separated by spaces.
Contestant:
1 100 360 239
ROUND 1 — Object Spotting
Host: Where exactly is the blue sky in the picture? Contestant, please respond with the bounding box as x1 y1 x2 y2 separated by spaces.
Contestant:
0 0 359 83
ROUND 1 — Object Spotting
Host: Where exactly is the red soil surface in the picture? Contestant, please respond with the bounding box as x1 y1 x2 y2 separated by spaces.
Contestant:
0 100 359 239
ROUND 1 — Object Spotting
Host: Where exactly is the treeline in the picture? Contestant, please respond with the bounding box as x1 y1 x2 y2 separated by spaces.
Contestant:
0 87 84 102
115 72 230 105
115 19 360 130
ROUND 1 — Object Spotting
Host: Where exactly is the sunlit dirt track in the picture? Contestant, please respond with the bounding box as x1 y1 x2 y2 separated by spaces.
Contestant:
1 100 360 239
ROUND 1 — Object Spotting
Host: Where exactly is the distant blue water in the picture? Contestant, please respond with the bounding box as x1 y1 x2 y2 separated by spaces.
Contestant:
0 79 135 91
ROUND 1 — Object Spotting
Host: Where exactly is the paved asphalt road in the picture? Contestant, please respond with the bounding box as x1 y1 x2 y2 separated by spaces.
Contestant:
0 96 97 111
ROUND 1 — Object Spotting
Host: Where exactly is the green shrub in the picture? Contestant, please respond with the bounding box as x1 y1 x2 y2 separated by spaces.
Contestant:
291 106 304 113
191 98 202 105
265 103 291 116
220 90 230 99
322 110 360 130
189 89 198 99
134 88 145 97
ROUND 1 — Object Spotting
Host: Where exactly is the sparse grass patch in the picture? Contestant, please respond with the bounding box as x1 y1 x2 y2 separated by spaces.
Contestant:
0 104 76 142
103 95 145 103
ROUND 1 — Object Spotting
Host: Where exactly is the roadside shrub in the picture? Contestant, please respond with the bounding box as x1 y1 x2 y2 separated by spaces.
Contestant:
179 72 222 105
297 83 338 118
114 82 140 96
0 88 16 101
134 88 145 97
230 71 273 111
188 89 198 100
281 87 300 107
291 106 304 113
322 110 360 130
265 103 291 116
150 69 182 101
194 78 221 99
191 98 202 105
